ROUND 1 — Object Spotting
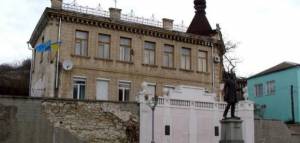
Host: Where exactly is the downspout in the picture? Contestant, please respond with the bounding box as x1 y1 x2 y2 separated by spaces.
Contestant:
27 42 34 97
54 18 62 98
211 43 215 93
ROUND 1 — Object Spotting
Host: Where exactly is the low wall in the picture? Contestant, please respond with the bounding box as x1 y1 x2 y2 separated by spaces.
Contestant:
0 96 139 143
255 119 292 143
140 97 254 143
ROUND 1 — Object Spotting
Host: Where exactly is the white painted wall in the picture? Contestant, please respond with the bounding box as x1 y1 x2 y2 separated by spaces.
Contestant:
138 85 254 143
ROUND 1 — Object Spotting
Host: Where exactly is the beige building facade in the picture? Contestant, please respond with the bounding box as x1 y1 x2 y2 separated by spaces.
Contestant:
29 0 225 101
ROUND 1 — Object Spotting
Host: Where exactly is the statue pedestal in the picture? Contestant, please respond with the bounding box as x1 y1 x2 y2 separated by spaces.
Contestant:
219 119 244 143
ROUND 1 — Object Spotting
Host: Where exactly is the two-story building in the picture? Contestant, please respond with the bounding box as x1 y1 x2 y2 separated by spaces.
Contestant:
29 0 225 101
248 62 300 122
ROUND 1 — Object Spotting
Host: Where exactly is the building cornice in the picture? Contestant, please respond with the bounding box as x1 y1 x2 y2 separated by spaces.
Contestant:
29 8 224 51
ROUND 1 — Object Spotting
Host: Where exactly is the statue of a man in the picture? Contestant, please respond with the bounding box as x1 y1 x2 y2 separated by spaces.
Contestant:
223 72 240 119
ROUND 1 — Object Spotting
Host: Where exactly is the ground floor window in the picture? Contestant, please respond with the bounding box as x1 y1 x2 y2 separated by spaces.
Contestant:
254 83 263 97
147 84 156 98
73 77 86 100
163 86 175 96
119 81 131 101
96 79 109 100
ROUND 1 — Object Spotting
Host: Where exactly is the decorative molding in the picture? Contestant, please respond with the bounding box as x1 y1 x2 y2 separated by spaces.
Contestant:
30 8 224 50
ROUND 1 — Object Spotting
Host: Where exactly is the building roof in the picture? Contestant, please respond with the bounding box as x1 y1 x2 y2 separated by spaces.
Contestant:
248 62 300 79
29 7 223 49
187 0 215 36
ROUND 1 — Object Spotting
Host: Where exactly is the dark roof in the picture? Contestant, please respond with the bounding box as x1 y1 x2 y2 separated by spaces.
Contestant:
248 62 300 79
187 0 214 36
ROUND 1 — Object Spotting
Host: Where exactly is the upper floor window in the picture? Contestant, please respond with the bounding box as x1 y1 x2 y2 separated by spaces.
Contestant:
181 48 191 70
75 31 88 56
120 37 132 62
144 41 156 65
119 81 131 101
266 80 275 95
254 84 263 97
97 34 111 59
163 45 174 68
73 77 86 100
198 50 208 72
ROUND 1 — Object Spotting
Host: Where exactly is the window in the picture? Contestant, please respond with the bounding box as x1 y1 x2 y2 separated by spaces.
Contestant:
163 86 175 96
119 82 131 101
40 36 45 63
144 41 156 65
181 48 191 70
165 125 170 136
120 37 132 62
96 80 109 100
147 84 156 98
97 34 111 59
198 50 208 72
254 84 263 97
163 45 174 68
73 77 86 100
266 80 275 95
75 31 88 56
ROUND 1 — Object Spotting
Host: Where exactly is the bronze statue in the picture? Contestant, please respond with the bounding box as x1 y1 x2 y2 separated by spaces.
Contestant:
223 72 240 119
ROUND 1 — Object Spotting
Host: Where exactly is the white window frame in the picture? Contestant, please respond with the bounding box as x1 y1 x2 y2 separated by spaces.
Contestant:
118 81 131 102
73 77 86 100
96 77 110 101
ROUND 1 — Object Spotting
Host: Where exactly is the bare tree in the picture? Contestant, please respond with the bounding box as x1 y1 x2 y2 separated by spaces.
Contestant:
223 40 241 73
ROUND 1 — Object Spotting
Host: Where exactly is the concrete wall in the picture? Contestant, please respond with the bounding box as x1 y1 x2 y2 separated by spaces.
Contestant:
138 91 255 143
255 119 293 143
248 67 300 122
0 96 139 143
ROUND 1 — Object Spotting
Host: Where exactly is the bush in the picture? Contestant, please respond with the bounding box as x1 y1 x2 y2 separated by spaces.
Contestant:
0 59 31 96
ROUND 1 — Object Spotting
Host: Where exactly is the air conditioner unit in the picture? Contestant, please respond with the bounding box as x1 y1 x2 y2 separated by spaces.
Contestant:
214 55 221 63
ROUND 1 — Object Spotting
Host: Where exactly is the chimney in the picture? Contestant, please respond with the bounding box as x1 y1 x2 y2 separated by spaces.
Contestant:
51 0 62 9
109 8 122 20
162 18 174 31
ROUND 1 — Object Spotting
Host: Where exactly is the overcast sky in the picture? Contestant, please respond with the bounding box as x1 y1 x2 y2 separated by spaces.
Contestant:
0 0 299 77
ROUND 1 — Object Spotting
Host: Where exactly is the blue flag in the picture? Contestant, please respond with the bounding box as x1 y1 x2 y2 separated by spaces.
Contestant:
35 40 52 53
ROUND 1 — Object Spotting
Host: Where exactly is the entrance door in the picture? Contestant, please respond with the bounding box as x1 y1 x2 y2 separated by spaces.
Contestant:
96 80 109 100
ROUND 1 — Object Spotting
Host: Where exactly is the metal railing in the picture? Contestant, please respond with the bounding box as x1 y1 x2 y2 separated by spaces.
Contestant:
62 3 187 32
63 3 110 18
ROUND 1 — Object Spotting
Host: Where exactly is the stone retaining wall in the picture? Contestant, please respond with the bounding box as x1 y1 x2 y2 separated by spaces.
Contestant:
0 96 139 143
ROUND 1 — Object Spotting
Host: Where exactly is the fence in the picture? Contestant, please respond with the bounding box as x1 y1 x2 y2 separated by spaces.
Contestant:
140 95 254 143
62 3 187 32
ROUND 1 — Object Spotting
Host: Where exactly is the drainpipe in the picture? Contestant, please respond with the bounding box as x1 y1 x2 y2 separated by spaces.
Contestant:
291 85 295 123
211 43 215 93
54 18 62 98
27 42 34 97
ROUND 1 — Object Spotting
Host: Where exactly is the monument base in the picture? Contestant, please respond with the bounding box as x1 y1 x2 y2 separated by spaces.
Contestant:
219 119 244 143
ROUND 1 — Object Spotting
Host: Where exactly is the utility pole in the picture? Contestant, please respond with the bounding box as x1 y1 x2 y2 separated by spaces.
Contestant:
291 85 295 123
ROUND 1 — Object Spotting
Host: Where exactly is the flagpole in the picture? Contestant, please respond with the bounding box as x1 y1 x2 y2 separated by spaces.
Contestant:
55 18 62 98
